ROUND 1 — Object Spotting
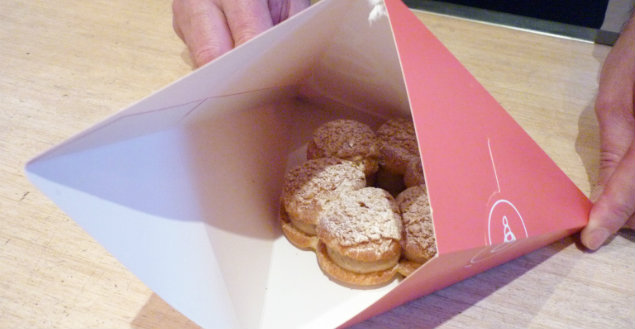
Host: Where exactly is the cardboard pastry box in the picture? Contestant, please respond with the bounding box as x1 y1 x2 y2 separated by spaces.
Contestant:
26 0 591 328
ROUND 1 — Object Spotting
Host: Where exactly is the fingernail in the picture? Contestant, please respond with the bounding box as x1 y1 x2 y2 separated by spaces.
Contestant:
586 228 610 250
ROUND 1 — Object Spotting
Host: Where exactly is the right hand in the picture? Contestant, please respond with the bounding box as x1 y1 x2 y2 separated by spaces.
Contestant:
580 14 635 250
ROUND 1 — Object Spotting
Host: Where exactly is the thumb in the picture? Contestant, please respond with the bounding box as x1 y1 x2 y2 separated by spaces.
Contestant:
581 140 635 250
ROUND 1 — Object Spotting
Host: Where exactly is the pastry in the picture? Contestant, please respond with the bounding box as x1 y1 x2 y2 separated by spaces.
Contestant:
279 116 435 287
404 157 425 187
280 157 366 248
376 117 419 175
307 119 380 178
395 185 436 276
375 117 420 195
316 187 402 286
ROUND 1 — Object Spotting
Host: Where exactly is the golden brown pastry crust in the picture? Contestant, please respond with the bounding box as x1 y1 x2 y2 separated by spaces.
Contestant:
404 157 425 188
278 116 436 287
396 185 437 265
281 157 366 233
317 187 402 262
315 187 402 285
316 242 399 287
376 117 419 175
396 260 423 277
307 119 380 177
279 200 319 250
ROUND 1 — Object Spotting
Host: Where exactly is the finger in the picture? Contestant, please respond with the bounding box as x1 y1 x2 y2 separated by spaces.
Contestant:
222 0 273 46
594 76 634 189
288 0 311 16
595 99 635 189
582 140 635 250
266 0 311 26
592 37 634 203
173 0 233 67
172 2 185 41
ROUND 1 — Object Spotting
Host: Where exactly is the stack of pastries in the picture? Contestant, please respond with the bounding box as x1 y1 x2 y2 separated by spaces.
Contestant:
279 118 436 287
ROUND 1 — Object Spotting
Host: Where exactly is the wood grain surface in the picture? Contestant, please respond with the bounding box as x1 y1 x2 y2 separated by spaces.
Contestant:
1 1 633 328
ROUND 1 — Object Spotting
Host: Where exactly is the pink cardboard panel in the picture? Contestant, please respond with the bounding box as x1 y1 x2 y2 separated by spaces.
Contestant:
384 0 591 255
340 226 576 328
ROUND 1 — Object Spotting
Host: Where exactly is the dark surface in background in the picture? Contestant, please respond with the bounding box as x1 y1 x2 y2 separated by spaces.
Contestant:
405 0 618 45
427 0 609 28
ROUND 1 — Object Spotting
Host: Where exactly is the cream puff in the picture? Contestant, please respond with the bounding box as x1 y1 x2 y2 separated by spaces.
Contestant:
376 117 419 175
280 157 366 249
316 187 402 286
307 119 380 178
395 185 436 276
404 157 425 188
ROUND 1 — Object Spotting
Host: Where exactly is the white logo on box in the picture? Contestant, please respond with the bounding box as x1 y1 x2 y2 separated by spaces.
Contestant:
465 139 528 268
487 199 527 246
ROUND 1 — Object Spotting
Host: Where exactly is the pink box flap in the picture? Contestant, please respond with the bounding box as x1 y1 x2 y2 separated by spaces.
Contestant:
385 0 591 254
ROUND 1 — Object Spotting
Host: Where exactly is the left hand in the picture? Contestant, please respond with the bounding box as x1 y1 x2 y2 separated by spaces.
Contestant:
172 0 310 67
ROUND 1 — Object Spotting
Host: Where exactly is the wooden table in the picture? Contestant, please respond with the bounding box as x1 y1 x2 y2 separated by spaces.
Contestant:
1 1 633 328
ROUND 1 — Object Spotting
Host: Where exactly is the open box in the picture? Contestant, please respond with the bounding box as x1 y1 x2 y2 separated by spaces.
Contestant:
26 0 592 328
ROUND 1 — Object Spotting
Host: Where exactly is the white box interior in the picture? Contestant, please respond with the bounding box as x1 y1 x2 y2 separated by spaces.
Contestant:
26 1 419 328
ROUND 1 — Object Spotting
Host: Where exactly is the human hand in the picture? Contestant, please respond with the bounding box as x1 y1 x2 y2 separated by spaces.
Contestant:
172 0 310 67
581 15 635 250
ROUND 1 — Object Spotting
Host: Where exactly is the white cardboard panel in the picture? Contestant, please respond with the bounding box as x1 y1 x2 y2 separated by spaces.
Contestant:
26 131 240 327
26 1 415 328
29 0 353 162
302 0 409 119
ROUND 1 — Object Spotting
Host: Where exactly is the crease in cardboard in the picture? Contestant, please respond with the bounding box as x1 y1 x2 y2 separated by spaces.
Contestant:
301 0 408 120
26 1 409 327
485 137 529 245
25 169 241 328
385 0 589 255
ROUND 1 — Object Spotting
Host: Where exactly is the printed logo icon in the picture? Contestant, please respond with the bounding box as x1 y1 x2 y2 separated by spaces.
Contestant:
464 139 529 268
503 216 516 242
487 199 527 245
